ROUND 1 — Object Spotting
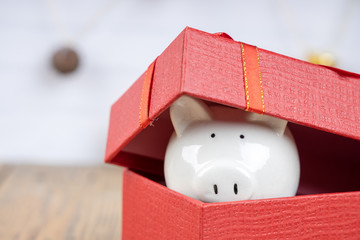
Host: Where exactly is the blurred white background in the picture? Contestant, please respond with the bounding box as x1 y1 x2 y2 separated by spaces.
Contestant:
0 0 359 165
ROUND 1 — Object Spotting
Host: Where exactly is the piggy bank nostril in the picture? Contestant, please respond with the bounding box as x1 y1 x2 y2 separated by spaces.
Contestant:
213 184 218 194
234 183 238 194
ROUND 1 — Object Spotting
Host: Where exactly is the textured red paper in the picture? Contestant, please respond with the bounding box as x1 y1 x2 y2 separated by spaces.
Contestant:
123 169 360 239
123 169 202 240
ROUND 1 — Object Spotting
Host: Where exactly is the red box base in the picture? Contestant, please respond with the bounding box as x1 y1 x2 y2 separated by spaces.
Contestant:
123 169 360 239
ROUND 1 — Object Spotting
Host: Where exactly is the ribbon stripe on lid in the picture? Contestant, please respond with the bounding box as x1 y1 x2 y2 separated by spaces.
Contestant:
139 60 156 128
240 42 265 114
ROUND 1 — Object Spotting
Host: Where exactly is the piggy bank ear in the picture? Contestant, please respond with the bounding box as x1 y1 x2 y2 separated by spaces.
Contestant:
170 95 212 137
247 113 288 136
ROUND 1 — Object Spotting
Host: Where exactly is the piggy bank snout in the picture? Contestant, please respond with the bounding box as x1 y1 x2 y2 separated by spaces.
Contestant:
193 162 255 203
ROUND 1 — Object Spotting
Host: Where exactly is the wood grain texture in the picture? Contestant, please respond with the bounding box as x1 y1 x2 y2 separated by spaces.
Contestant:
0 164 122 240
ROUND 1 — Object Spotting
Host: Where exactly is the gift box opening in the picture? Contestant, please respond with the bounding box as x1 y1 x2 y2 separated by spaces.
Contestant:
119 100 360 198
105 27 360 238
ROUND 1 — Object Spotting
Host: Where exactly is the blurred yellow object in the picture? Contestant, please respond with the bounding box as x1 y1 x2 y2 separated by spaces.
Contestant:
307 52 336 67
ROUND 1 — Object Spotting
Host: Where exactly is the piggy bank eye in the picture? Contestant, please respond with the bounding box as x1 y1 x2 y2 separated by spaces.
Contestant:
210 133 216 138
240 134 245 139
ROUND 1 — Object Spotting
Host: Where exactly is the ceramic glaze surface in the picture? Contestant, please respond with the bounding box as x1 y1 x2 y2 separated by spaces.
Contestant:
164 96 300 203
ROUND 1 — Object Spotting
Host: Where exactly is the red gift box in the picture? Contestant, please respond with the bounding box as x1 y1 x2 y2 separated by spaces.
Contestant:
105 27 360 239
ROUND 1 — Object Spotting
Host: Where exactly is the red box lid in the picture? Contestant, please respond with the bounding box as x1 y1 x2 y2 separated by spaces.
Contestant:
105 27 360 176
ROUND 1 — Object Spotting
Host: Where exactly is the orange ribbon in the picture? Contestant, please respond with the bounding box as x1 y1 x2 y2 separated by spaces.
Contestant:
139 60 156 128
139 41 264 128
240 43 265 114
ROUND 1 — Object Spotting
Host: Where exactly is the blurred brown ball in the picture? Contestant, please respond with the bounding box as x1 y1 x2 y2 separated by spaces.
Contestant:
52 47 80 74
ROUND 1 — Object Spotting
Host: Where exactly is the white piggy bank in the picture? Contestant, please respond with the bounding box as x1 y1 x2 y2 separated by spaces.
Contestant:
164 96 300 203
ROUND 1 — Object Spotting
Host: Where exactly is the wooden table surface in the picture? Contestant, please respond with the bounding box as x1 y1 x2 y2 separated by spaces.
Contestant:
0 164 123 240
